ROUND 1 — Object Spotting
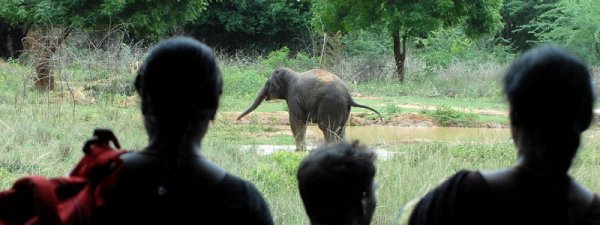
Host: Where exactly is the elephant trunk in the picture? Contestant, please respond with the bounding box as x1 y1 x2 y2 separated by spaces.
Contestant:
237 86 267 120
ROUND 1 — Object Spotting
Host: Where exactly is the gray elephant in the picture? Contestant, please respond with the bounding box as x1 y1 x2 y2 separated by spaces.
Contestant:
237 67 383 151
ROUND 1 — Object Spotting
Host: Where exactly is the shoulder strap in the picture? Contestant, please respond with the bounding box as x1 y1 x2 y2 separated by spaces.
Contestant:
70 128 125 178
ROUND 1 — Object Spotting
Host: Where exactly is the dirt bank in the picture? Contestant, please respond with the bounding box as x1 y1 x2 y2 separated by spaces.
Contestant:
218 111 507 128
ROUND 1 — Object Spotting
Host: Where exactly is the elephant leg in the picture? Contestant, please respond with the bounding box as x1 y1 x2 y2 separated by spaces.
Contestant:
290 116 307 151
319 118 343 143
317 106 349 143
336 124 346 141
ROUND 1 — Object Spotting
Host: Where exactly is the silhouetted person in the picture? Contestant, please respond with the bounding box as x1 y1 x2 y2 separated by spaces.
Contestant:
406 46 600 225
297 141 377 225
93 37 274 225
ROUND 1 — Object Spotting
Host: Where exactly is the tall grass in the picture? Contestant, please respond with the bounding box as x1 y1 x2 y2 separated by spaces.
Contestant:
1 36 600 225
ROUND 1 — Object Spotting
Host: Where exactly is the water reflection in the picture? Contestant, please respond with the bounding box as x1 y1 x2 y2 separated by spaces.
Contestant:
343 126 600 146
344 126 511 145
239 126 600 160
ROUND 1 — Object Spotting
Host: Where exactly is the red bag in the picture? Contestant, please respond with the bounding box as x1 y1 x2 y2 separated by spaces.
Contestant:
0 129 126 225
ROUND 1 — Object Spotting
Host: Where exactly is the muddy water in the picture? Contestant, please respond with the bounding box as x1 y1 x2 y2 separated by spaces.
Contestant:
343 126 600 146
243 126 600 159
343 126 512 145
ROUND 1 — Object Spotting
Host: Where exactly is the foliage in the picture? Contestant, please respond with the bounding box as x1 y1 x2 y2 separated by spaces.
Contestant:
221 66 265 98
0 0 209 40
416 27 515 68
417 28 475 68
432 61 505 99
313 0 504 41
249 151 304 195
260 47 292 72
425 105 478 127
0 0 209 90
312 0 504 82
186 0 312 53
500 0 558 51
259 47 319 74
524 0 600 64
342 30 392 57
381 104 402 114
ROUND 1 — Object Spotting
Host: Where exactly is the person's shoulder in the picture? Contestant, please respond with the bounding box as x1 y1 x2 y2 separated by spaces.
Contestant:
454 170 493 199
216 174 274 225
219 174 268 203
575 194 600 225
405 170 486 225
441 170 482 189
572 187 600 225
219 174 259 193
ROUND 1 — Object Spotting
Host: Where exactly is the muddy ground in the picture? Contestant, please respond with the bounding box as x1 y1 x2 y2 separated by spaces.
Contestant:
219 110 506 128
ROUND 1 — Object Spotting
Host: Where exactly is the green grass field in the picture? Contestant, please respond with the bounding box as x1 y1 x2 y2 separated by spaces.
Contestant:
1 59 599 225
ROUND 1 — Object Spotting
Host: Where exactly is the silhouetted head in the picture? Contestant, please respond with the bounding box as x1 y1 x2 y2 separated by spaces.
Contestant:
135 36 222 137
504 45 594 174
297 141 377 225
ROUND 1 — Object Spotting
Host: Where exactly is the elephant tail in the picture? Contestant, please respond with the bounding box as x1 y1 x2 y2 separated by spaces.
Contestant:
350 101 384 124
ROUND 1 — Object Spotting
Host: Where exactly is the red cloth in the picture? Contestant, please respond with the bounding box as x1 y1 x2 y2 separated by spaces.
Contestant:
0 143 125 225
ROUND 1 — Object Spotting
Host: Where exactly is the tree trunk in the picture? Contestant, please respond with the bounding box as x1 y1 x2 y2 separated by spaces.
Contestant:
0 21 27 60
9 26 26 59
392 31 407 83
35 27 71 90
0 21 9 60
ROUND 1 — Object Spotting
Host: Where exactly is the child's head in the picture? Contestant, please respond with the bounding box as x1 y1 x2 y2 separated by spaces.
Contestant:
297 141 377 225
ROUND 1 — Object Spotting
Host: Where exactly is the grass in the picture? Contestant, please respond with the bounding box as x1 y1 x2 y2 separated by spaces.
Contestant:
424 105 478 127
1 51 600 225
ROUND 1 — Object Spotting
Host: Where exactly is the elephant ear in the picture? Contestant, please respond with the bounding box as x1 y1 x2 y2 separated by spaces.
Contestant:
271 69 292 98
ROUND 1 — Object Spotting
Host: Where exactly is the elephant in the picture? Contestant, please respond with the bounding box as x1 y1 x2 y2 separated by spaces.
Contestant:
237 67 383 151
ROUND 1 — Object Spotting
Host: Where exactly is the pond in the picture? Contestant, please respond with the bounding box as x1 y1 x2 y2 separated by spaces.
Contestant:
240 125 600 159
345 126 512 145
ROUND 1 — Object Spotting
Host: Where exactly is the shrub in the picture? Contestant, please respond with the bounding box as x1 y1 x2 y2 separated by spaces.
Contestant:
260 47 292 73
249 151 304 195
425 105 477 127
381 104 402 114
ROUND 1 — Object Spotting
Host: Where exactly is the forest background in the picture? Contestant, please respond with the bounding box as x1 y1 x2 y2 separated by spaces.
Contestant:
1 0 599 224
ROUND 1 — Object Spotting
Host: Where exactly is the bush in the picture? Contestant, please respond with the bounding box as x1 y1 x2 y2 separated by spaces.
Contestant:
259 47 319 73
222 67 265 98
249 151 304 195
260 47 292 73
432 62 504 98
381 104 402 114
425 105 477 127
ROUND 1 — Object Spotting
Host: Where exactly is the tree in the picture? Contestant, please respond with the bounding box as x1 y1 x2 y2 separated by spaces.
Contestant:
524 0 600 64
500 0 558 51
0 19 27 60
0 0 209 90
313 0 503 83
186 0 312 53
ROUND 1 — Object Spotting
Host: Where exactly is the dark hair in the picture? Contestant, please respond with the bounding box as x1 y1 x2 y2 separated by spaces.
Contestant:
504 46 594 224
297 141 376 224
504 45 594 173
135 36 223 128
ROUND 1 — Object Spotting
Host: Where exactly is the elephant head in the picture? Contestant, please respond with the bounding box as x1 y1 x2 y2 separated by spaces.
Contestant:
237 68 292 120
